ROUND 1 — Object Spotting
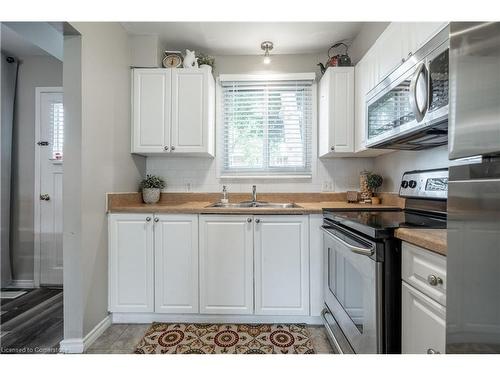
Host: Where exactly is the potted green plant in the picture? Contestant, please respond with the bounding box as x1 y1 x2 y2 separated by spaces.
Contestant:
196 53 215 71
140 175 166 204
366 173 383 204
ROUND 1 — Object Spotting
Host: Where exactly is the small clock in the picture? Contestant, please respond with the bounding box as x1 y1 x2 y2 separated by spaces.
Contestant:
162 51 183 68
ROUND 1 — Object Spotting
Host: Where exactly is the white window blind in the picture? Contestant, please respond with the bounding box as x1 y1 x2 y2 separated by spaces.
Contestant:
220 75 314 177
50 100 64 160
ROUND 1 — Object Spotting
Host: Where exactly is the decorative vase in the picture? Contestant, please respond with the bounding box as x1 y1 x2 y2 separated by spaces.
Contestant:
371 196 381 205
142 188 160 204
359 172 372 203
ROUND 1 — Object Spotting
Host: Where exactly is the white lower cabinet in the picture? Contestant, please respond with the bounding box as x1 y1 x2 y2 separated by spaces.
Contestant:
154 214 199 313
109 213 312 319
254 216 309 315
199 215 254 314
401 242 447 354
402 282 446 354
108 214 154 312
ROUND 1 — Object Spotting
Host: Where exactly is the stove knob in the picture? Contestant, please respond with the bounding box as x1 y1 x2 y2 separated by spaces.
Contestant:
401 180 409 189
409 180 417 188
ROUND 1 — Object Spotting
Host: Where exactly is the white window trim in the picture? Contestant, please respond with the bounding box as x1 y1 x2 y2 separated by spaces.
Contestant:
216 73 318 180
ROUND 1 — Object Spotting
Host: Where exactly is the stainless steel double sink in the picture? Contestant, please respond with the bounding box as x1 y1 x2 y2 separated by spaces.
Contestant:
206 201 300 209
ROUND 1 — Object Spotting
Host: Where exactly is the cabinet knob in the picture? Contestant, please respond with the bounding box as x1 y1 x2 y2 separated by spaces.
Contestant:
427 274 443 286
255 219 261 223
171 146 176 151
247 218 252 223
330 146 335 151
164 146 169 151
154 217 159 223
146 217 151 222
427 348 440 354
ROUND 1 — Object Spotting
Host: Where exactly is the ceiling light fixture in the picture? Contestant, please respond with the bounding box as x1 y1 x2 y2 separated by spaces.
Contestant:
261 41 273 64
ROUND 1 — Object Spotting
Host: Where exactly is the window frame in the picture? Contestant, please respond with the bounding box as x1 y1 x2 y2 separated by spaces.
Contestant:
216 73 317 179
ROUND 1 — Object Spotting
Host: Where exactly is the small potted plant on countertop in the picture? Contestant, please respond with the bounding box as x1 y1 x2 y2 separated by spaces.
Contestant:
366 173 383 204
140 174 166 204
196 52 215 72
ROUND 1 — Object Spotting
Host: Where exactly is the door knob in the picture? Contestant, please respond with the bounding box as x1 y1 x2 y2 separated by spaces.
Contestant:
255 219 261 223
247 218 252 223
40 194 50 201
146 217 152 222
427 348 440 354
427 274 443 286
330 146 335 151
154 217 159 222
171 146 176 151
164 146 169 151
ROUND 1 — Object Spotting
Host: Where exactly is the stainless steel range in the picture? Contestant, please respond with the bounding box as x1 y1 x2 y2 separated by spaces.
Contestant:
321 168 448 354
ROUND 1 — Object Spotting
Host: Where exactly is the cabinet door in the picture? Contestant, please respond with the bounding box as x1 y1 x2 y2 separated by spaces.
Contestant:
199 215 253 314
154 214 199 313
402 281 446 354
132 69 171 153
318 67 355 156
254 216 309 315
171 69 213 154
108 214 154 312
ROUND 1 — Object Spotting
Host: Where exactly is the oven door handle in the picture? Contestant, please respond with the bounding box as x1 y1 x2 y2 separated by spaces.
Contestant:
321 226 374 257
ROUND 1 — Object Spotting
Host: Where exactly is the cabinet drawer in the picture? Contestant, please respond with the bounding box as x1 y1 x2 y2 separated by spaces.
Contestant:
402 281 446 354
402 241 446 306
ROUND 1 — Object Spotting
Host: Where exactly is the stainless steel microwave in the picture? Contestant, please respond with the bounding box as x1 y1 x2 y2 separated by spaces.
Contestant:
366 25 449 150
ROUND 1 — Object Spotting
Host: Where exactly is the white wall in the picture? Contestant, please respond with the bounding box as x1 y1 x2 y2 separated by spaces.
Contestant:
63 22 146 342
349 22 389 64
9 55 62 282
373 146 450 192
147 53 374 193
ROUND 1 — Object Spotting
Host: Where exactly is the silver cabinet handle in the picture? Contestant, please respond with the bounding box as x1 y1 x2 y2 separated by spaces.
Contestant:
40 194 50 201
164 146 169 151
247 218 252 223
255 218 261 223
330 146 335 151
146 217 151 222
171 146 176 151
409 61 428 122
427 274 443 286
320 226 374 257
154 217 159 223
427 348 440 354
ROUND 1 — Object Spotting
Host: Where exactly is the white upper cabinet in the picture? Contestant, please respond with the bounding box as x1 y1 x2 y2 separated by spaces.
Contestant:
132 68 215 156
132 69 171 154
254 216 309 316
318 67 355 157
154 214 199 314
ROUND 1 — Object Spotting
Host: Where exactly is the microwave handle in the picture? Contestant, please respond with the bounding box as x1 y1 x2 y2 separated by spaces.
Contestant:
409 62 428 122
321 226 374 257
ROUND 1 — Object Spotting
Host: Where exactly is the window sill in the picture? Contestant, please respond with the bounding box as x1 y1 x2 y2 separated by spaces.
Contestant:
219 174 312 180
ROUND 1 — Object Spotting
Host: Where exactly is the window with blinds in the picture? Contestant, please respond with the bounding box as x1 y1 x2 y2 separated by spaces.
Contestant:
220 75 314 177
50 101 64 160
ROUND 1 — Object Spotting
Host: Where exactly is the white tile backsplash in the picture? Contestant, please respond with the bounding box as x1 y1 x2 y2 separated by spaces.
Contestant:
146 156 375 193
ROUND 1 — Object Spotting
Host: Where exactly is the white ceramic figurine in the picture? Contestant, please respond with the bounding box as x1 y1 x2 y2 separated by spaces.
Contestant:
183 49 198 68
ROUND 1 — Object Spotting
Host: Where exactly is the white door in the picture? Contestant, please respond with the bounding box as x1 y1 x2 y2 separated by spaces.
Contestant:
154 214 199 313
199 215 253 314
254 216 309 315
330 67 355 153
132 69 171 153
36 88 64 286
171 69 207 153
402 281 446 354
108 214 154 312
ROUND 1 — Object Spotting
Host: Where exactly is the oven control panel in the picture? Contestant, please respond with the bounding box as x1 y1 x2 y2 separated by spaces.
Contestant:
399 168 448 200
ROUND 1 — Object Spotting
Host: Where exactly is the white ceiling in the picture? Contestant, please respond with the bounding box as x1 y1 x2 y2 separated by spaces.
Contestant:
1 24 51 58
121 22 363 55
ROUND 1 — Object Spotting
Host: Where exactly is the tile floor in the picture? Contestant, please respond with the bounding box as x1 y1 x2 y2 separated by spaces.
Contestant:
85 324 334 354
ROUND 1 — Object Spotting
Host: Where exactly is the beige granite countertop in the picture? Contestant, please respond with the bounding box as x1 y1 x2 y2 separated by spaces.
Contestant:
395 228 447 256
107 192 404 215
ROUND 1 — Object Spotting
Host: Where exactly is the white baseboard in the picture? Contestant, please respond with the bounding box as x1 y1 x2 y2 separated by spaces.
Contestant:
6 280 35 289
111 313 323 325
59 315 111 354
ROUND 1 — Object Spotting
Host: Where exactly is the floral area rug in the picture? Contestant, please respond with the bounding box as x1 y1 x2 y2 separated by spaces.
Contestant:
134 323 315 354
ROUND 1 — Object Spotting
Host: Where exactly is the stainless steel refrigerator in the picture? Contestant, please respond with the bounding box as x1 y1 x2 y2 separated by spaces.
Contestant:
447 22 500 353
